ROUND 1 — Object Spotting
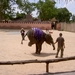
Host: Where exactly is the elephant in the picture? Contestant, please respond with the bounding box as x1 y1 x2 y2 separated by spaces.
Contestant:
24 27 55 54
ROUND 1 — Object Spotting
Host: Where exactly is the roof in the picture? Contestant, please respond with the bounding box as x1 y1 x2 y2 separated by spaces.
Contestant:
51 17 57 22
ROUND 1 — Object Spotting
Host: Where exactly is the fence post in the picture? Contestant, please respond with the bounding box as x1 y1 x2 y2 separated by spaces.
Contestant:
46 62 49 73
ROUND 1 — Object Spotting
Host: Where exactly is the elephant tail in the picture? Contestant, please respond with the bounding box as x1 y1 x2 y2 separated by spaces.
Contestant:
24 32 27 39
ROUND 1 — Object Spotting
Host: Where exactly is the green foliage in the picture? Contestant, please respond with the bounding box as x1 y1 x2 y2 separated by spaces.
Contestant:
0 0 15 20
56 8 72 22
72 15 75 22
16 0 35 14
0 0 74 22
16 12 26 20
33 0 73 22
34 0 56 20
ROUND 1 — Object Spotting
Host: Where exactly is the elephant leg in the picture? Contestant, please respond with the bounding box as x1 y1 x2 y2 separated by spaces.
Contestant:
35 44 42 54
35 44 38 54
38 45 42 54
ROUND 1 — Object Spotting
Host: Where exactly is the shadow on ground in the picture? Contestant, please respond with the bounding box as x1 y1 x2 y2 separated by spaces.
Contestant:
32 52 56 57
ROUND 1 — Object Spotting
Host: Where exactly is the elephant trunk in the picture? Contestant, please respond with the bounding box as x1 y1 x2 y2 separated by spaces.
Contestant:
52 42 55 50
24 33 27 38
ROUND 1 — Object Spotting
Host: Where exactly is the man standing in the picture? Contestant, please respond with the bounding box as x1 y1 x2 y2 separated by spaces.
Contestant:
20 28 25 44
55 33 65 58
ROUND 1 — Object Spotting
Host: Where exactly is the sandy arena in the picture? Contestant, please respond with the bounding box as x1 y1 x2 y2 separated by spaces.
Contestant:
0 29 75 75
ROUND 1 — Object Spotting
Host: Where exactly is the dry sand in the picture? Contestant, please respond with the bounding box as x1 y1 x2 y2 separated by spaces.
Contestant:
0 29 75 75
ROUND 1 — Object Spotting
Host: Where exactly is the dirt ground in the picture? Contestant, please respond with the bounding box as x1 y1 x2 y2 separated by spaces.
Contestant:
0 29 75 75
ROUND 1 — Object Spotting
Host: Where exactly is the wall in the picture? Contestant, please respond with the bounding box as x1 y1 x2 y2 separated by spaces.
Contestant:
1 21 75 32
0 22 51 29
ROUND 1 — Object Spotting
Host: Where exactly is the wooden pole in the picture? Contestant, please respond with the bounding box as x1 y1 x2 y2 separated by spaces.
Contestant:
0 56 75 65
46 62 49 73
0 56 75 72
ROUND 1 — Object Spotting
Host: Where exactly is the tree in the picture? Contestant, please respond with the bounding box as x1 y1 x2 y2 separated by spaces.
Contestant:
56 8 72 22
0 0 16 20
72 15 75 22
16 0 35 15
34 0 57 21
16 12 26 20
0 0 74 21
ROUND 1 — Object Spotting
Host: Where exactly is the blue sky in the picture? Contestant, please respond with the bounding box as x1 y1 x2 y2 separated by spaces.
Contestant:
55 0 75 15
28 0 75 17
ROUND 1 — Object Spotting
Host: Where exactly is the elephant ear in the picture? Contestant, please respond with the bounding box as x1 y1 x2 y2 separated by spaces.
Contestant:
45 34 53 44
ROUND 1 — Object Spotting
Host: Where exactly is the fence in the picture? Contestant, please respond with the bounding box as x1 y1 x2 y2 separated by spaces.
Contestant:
60 22 75 32
0 56 75 73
